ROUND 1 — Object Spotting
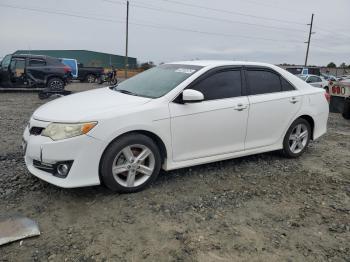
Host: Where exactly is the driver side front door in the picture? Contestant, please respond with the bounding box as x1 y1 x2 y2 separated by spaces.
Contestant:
9 58 27 88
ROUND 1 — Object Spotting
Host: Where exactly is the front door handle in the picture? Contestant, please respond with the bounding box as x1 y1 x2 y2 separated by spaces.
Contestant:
234 103 248 111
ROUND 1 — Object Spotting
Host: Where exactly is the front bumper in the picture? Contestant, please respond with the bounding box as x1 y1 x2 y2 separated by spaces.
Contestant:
23 118 104 188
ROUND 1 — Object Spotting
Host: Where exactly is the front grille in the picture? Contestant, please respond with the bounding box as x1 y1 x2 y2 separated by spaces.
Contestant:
29 127 45 136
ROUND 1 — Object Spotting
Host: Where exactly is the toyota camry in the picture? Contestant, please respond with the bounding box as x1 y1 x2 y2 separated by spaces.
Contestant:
23 61 329 192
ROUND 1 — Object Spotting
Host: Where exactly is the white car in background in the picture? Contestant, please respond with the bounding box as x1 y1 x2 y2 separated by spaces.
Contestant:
23 61 329 193
298 74 329 91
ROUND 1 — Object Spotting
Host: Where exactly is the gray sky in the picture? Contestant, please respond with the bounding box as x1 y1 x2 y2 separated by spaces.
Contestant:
0 0 349 66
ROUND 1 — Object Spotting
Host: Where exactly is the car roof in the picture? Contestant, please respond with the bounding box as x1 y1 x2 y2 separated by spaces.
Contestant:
12 54 49 59
167 60 279 68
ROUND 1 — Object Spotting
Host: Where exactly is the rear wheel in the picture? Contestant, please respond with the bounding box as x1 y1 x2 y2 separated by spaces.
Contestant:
85 74 96 83
100 134 162 193
47 77 64 90
282 118 311 158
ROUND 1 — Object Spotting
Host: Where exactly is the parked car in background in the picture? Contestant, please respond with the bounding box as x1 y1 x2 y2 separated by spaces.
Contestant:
286 66 320 76
0 54 71 89
298 74 329 91
23 61 329 193
328 79 350 119
77 63 104 83
60 58 104 83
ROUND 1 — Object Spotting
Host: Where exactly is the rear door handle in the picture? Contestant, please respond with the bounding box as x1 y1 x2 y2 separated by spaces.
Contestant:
290 97 299 104
234 103 248 111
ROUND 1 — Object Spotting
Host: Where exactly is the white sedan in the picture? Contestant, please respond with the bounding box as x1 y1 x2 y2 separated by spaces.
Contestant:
298 74 329 91
23 61 329 192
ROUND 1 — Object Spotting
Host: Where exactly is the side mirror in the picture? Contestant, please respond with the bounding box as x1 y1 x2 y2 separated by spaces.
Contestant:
182 89 204 103
306 79 312 83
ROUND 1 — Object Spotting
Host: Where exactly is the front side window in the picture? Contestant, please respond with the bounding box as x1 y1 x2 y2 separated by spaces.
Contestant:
246 70 281 95
10 59 25 77
114 64 202 98
190 70 242 100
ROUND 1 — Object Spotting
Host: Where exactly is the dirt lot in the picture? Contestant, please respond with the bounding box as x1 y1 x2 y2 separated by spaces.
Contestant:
0 84 349 261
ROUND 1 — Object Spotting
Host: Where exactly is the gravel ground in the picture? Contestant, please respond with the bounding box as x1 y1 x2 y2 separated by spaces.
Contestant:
0 84 349 262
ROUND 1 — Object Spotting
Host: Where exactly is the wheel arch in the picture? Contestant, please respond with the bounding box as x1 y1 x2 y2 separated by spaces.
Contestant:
46 75 64 85
297 114 315 140
98 130 168 183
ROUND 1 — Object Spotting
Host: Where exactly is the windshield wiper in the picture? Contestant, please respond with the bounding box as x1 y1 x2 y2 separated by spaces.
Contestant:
115 88 139 96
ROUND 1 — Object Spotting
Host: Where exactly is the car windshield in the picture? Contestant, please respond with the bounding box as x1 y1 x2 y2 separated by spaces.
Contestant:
298 75 307 81
113 64 203 98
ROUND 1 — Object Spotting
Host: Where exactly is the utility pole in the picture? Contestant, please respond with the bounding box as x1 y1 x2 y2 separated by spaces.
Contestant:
124 0 129 79
304 13 314 67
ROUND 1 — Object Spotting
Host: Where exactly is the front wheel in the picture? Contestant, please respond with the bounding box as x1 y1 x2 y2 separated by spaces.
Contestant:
282 118 311 158
100 134 162 193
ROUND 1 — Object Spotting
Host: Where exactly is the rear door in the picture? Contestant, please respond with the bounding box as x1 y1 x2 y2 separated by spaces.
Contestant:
169 67 249 161
26 58 47 83
244 67 302 149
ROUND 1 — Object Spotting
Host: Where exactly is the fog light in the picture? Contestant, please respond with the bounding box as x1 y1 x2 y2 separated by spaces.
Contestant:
57 164 69 177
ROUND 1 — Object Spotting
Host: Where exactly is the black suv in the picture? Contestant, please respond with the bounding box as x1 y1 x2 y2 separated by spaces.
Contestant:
0 54 72 89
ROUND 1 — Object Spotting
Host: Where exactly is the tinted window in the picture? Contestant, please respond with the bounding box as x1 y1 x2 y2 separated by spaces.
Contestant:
191 70 241 100
281 77 295 91
246 70 281 95
29 59 46 66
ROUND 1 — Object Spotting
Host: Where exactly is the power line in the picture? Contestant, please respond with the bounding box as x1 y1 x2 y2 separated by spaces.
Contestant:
102 0 307 33
0 3 303 44
140 0 307 25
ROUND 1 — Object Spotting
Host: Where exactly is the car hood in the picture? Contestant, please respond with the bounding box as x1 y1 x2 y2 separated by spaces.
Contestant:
33 87 152 122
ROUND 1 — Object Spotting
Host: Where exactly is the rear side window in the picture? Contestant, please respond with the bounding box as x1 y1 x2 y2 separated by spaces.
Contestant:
246 70 281 95
191 70 242 100
29 59 46 66
281 78 295 91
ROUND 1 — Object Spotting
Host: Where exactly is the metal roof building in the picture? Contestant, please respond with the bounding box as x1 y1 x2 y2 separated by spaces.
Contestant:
13 50 137 69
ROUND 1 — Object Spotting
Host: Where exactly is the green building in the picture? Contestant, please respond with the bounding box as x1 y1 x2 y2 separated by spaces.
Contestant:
13 49 137 69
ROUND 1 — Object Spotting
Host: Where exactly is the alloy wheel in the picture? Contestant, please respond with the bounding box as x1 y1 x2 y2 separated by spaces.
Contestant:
288 123 309 154
112 144 155 188
50 80 63 90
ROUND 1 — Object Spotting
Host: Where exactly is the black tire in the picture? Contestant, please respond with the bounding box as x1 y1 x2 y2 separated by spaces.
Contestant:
47 77 64 91
342 97 350 120
100 134 162 193
281 118 311 158
85 74 96 83
111 78 118 85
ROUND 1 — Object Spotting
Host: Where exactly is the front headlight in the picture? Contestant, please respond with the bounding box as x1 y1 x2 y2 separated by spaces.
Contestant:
42 122 97 141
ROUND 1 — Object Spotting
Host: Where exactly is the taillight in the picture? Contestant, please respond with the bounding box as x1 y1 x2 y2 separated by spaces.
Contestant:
64 66 71 73
324 92 330 103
